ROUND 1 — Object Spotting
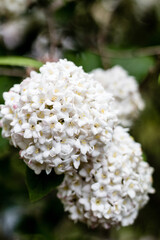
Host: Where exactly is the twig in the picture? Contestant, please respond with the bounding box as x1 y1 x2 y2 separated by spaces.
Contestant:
44 0 63 60
93 45 160 60
45 9 56 59
0 67 26 78
96 0 122 68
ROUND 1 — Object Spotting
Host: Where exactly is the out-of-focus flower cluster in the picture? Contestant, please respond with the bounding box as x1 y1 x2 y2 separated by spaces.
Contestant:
133 0 159 14
0 0 34 17
58 126 154 228
0 59 154 229
0 8 46 51
91 66 145 127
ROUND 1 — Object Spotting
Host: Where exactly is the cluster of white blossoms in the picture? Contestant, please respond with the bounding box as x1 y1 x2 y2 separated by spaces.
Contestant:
58 126 154 228
0 0 34 16
133 0 158 13
91 66 145 127
0 59 154 228
0 59 117 175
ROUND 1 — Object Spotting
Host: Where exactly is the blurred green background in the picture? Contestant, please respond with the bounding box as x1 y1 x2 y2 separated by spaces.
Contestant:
0 0 160 239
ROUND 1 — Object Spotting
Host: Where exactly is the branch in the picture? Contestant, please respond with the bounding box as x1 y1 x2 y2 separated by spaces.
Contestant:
0 67 26 78
96 0 122 68
44 0 63 60
94 46 160 59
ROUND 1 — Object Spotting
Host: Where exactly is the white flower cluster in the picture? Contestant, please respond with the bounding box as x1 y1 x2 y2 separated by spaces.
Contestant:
0 59 117 175
91 66 145 127
0 59 154 229
58 126 154 228
133 0 158 13
0 18 29 50
0 0 34 16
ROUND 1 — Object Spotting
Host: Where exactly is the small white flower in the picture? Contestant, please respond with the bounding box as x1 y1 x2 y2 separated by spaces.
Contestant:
91 66 145 127
91 182 108 198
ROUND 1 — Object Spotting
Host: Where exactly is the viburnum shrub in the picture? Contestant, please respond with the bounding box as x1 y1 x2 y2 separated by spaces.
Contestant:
0 59 154 228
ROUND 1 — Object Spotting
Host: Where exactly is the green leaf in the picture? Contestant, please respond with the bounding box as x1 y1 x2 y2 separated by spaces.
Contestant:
109 56 155 83
16 234 45 240
25 167 64 202
0 76 19 103
0 131 9 158
0 56 43 69
158 74 160 84
142 152 147 162
64 51 102 72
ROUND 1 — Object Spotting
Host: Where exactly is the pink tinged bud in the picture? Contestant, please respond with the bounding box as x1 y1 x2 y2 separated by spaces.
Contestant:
19 151 23 159
13 104 18 109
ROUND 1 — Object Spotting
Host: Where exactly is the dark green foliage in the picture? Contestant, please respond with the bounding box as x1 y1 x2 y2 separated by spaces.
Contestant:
64 50 102 72
110 56 155 82
25 167 64 202
0 56 43 69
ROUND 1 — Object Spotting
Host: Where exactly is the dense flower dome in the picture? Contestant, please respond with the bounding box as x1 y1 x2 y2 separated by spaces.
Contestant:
58 126 154 228
0 59 117 175
91 66 145 127
0 0 34 16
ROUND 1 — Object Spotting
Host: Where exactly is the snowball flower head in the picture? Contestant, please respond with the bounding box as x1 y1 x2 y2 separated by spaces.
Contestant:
58 126 154 229
0 59 117 175
0 0 34 16
91 66 145 127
